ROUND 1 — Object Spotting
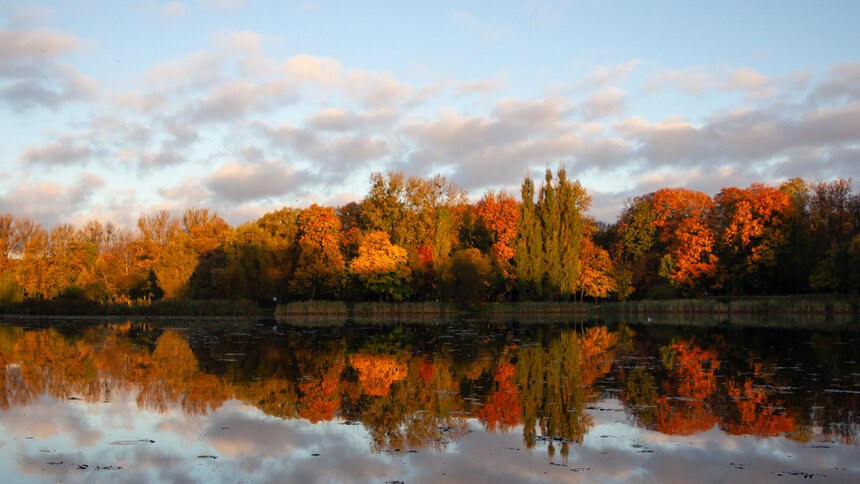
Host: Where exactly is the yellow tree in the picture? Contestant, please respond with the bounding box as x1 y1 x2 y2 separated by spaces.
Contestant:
181 207 231 254
350 230 411 301
135 210 180 274
151 232 198 300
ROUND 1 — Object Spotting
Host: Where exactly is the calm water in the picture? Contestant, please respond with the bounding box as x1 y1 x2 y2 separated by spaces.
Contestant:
0 317 857 483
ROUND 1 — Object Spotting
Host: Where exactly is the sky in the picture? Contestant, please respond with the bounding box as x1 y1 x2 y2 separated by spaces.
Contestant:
1 0 859 228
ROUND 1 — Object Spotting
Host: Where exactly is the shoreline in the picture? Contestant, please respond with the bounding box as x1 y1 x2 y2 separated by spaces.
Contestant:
2 295 856 327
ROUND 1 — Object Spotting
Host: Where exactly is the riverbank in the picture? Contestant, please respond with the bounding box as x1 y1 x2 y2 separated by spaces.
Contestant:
2 295 857 326
276 295 858 316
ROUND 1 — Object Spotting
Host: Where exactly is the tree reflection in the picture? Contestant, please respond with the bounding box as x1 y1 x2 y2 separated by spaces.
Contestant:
0 322 855 453
652 339 720 435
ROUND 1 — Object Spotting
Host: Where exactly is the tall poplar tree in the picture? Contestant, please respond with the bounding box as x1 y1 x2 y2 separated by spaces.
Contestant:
515 177 543 299
539 170 562 297
516 169 587 301
556 168 585 299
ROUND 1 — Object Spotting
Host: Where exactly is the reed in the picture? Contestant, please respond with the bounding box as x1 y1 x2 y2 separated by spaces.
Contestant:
275 301 460 321
0 298 264 317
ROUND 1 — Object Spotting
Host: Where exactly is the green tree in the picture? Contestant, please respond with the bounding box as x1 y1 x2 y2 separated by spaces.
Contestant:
443 248 492 306
514 177 543 300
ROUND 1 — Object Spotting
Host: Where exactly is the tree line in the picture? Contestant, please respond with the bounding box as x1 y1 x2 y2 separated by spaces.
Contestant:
0 171 857 305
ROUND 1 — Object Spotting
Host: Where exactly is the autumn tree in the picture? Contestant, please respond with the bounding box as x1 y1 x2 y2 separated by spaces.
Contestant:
203 223 276 301
650 188 717 292
577 220 616 300
807 179 860 293
181 207 231 254
256 207 302 298
475 191 520 264
713 184 790 294
442 248 492 306
152 232 198 300
350 231 412 301
291 204 345 300
136 210 179 273
475 190 519 299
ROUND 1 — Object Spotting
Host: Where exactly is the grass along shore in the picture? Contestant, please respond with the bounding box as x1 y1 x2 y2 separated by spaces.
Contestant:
275 295 859 322
1 295 857 325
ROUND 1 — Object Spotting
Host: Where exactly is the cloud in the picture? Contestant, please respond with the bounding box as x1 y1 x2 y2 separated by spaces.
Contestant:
143 48 226 89
307 108 398 132
579 87 627 120
579 59 642 90
454 79 506 95
205 159 303 202
810 60 860 104
0 64 97 110
0 28 96 110
343 69 411 108
140 150 185 168
614 101 860 169
189 80 294 123
23 135 94 165
646 66 718 95
161 2 189 19
260 122 394 171
771 145 860 180
285 54 411 108
645 66 786 100
402 100 587 187
285 54 343 86
0 28 78 62
0 173 105 226
4 3 53 27
159 178 212 205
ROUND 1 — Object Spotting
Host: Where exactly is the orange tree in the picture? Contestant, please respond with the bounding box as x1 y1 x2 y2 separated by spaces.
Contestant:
290 204 345 300
713 183 790 294
650 188 717 293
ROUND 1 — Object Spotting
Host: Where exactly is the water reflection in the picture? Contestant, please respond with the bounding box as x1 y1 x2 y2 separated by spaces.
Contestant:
0 319 857 482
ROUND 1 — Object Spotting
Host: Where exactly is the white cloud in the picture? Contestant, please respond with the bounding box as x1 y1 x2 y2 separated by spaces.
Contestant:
189 80 294 123
260 122 394 170
810 60 860 104
0 28 95 110
579 59 642 90
646 66 718 95
307 108 398 132
23 135 94 165
205 159 303 202
284 55 411 108
0 173 105 226
5 3 53 27
285 54 343 86
0 28 78 62
579 87 627 120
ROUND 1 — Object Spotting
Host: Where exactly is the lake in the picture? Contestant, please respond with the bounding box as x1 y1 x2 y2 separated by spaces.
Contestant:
0 317 857 483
